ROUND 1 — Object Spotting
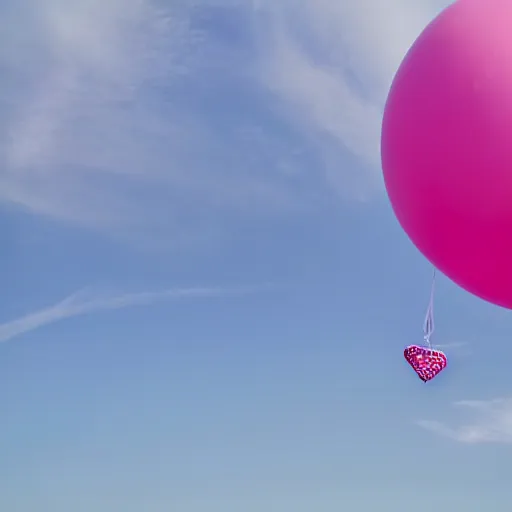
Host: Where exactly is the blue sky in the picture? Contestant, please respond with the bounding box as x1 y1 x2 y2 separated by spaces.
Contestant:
1 0 511 510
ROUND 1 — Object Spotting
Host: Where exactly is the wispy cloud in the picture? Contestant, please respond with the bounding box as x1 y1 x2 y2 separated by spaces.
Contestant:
432 341 471 355
0 283 268 344
0 0 308 241
432 342 468 349
0 0 449 239
417 398 512 444
256 0 448 198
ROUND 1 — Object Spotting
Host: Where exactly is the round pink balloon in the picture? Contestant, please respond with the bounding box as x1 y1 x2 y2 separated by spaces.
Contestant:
382 0 512 308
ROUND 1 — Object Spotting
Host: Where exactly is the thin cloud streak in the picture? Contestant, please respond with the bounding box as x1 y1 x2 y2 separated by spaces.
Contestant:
431 341 471 355
417 398 512 444
0 284 269 344
432 342 468 349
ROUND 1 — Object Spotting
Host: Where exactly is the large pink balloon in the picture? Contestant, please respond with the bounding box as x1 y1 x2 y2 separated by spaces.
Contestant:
382 0 512 309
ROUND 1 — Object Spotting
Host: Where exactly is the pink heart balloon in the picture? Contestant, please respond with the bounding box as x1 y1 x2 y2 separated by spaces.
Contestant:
404 345 447 382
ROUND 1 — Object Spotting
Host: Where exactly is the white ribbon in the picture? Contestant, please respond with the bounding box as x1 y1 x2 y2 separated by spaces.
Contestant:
423 268 436 349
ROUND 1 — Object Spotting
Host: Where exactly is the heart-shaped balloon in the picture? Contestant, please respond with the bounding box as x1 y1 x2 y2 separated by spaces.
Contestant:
404 345 447 382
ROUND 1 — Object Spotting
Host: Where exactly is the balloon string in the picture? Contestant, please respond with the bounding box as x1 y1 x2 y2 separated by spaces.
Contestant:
423 268 436 349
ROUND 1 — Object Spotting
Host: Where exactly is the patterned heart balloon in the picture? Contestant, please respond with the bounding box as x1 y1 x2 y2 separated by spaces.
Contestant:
404 345 447 382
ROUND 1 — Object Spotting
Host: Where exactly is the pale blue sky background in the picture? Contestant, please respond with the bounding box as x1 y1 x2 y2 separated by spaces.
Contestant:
1 0 512 510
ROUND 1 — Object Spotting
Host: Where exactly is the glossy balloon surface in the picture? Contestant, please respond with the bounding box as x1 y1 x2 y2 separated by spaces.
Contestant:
382 0 512 308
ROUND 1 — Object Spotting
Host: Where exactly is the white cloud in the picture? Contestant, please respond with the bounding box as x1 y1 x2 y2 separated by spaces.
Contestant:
255 0 448 197
0 0 304 239
431 342 471 355
0 0 450 239
0 283 268 344
417 398 512 444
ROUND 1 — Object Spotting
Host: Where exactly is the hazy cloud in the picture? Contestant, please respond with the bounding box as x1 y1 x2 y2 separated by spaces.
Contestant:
417 398 512 444
0 0 449 238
